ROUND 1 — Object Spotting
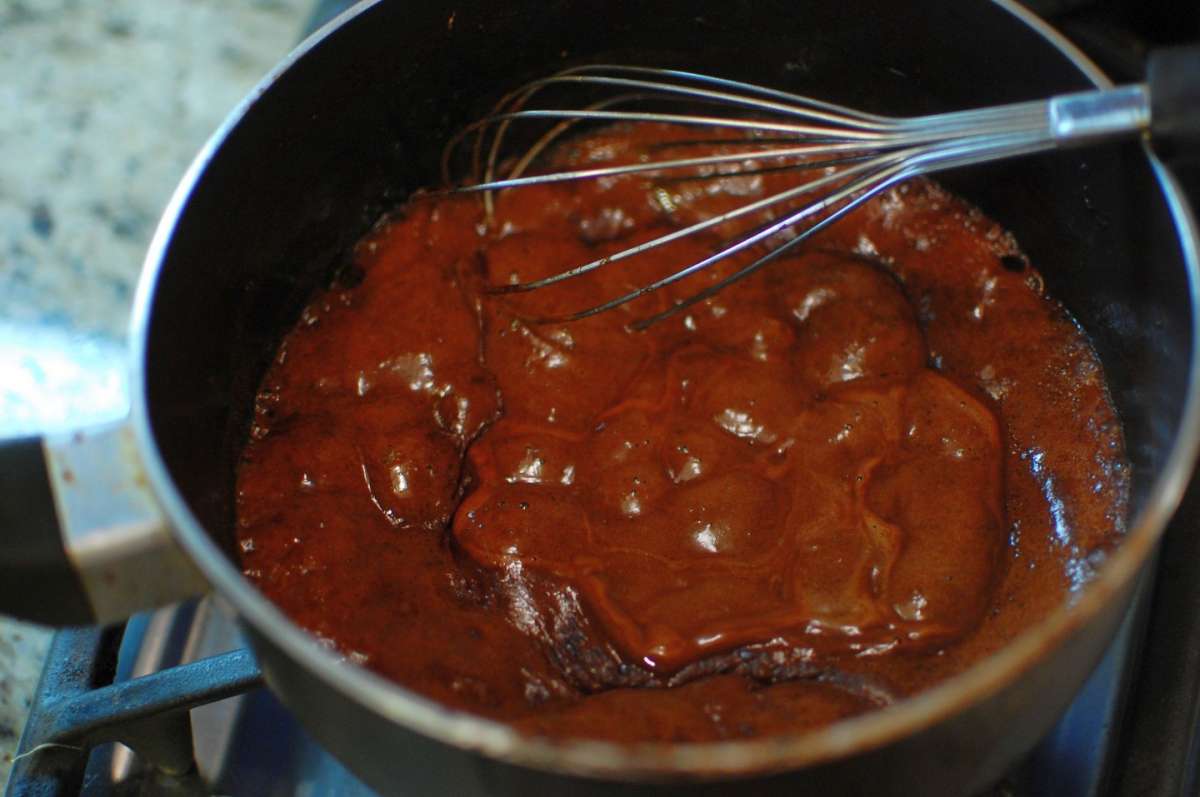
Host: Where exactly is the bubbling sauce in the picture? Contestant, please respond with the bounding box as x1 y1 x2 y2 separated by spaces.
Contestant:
236 123 1128 741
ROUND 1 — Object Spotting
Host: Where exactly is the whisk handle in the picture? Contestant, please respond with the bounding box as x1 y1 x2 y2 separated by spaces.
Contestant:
1149 45 1200 159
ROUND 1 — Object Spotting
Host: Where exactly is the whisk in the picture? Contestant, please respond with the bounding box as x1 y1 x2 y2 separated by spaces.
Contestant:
440 50 1198 330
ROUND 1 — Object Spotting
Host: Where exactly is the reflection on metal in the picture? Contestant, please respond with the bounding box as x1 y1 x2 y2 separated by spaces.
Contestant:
1049 84 1151 142
43 421 208 623
0 322 129 439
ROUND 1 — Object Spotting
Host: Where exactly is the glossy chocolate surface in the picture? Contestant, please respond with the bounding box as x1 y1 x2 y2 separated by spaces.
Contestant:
236 124 1128 742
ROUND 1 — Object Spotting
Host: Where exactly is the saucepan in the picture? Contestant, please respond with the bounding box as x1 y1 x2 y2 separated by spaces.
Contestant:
2 1 1198 794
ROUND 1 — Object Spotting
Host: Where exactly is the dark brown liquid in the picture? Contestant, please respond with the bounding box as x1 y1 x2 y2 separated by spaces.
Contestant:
236 124 1128 742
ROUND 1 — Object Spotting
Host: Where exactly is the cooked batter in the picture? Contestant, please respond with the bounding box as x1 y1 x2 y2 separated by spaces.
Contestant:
236 123 1128 741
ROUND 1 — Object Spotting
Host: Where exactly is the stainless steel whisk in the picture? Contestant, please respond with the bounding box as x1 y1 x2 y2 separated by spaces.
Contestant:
440 54 1197 329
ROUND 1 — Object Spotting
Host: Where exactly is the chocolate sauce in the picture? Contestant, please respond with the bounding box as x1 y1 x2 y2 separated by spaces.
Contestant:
236 123 1128 742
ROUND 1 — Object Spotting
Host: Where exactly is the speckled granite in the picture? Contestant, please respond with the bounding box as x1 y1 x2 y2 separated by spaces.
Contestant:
0 0 311 788
0 621 49 780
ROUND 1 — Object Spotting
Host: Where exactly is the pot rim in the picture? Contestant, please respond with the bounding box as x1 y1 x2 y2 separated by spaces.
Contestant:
128 0 1200 780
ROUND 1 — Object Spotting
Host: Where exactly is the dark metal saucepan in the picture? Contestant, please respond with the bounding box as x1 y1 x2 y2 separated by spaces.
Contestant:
2 1 1199 794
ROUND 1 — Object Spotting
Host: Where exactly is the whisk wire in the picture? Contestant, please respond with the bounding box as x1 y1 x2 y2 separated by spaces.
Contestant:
522 152 916 324
490 153 897 297
521 128 1063 326
552 64 895 125
456 144 877 195
508 74 897 132
629 133 1059 330
436 66 1152 328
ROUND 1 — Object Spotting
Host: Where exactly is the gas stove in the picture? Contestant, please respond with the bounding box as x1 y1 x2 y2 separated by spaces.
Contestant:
6 2 1200 795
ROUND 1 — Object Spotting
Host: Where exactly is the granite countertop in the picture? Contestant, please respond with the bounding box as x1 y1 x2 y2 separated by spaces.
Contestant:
0 0 311 787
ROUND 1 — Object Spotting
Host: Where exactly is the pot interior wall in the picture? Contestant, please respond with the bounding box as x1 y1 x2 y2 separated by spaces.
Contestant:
144 0 1192 576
